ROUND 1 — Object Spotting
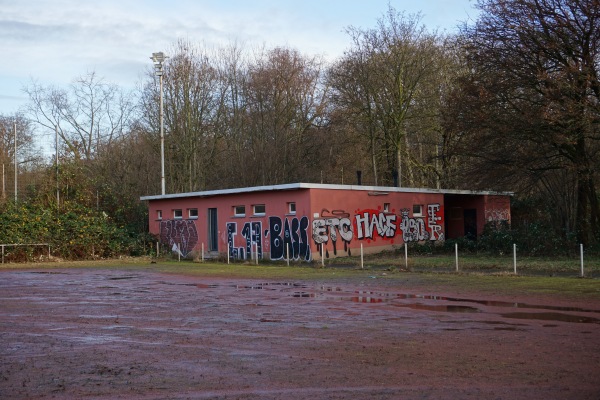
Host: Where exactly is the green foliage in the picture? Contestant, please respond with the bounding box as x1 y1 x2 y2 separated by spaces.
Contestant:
0 200 142 261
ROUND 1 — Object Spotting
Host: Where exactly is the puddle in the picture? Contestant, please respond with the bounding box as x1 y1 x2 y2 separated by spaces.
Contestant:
190 281 600 323
501 312 600 324
293 292 317 298
235 282 308 290
23 271 67 275
108 276 138 280
346 291 600 314
393 304 480 313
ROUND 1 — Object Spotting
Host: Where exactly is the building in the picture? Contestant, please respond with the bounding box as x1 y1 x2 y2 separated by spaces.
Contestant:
140 183 511 261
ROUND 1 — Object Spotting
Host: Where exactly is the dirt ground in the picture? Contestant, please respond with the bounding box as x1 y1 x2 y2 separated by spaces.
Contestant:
1 267 599 399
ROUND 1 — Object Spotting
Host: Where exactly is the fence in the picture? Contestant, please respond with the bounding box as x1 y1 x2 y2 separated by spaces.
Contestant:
155 240 597 278
1 243 51 264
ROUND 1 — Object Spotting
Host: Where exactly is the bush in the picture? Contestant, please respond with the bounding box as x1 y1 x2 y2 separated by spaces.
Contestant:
0 200 146 261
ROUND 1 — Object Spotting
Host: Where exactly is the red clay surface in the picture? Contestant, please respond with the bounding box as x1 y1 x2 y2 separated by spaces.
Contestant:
1 267 599 399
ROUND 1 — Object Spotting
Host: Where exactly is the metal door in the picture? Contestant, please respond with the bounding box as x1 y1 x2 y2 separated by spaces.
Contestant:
208 208 218 251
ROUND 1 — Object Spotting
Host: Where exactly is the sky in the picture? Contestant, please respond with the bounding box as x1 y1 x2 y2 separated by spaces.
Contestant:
0 0 480 115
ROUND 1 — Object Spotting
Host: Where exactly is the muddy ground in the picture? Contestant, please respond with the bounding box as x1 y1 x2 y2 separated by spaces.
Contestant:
1 267 599 399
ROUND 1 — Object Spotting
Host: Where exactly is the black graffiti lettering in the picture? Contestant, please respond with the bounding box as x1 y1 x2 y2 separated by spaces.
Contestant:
299 216 310 261
269 216 284 259
269 216 311 261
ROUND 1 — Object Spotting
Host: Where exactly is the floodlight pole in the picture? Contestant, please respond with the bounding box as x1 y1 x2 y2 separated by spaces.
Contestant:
14 122 17 204
55 125 60 207
151 52 168 196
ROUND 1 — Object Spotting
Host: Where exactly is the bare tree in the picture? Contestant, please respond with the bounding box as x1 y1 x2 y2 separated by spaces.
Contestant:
24 71 136 161
0 114 43 203
241 47 330 186
450 0 600 244
329 6 449 187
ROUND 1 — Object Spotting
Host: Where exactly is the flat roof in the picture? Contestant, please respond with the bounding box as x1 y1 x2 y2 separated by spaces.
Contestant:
140 183 512 201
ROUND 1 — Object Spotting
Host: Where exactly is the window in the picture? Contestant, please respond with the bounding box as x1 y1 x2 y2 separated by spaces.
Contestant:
412 204 423 217
288 202 296 215
253 204 266 216
383 203 390 213
188 208 198 219
234 205 246 217
173 209 183 219
156 210 162 220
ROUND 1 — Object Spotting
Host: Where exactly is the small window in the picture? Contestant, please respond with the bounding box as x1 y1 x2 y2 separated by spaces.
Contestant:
288 202 296 214
188 208 198 219
156 210 162 220
413 204 423 217
234 205 245 217
173 209 183 219
253 204 266 216
383 203 390 213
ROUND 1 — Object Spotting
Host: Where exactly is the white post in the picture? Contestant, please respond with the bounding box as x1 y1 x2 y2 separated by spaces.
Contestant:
227 242 230 264
580 244 584 277
156 241 159 258
255 243 259 265
455 243 459 272
286 243 290 266
513 244 517 274
178 244 181 262
1 244 4 264
201 243 204 262
321 246 325 267
360 243 364 269
404 244 408 269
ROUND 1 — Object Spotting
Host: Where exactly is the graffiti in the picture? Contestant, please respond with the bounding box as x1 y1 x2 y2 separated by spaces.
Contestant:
223 203 446 260
312 209 354 257
399 204 445 242
354 209 397 241
160 219 198 257
227 221 262 260
427 204 445 241
269 216 311 261
485 209 510 222
399 209 430 242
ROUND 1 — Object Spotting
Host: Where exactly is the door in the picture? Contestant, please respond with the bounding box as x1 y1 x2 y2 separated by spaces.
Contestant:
463 209 477 239
208 208 218 251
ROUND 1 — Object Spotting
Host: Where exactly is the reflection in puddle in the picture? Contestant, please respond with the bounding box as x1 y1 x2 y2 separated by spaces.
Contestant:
393 303 479 313
235 282 308 290
108 276 138 280
194 281 600 323
348 291 599 314
501 312 600 324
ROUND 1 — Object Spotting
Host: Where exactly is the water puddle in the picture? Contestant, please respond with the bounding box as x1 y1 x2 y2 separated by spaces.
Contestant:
393 303 480 313
346 290 600 314
108 276 139 280
23 271 67 275
235 282 308 290
188 281 600 324
501 312 600 324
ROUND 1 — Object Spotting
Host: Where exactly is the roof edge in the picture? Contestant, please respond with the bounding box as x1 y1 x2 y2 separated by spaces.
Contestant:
140 183 513 202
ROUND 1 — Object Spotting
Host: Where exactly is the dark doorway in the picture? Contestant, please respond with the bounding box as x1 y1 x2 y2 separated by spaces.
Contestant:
208 208 218 251
464 209 477 239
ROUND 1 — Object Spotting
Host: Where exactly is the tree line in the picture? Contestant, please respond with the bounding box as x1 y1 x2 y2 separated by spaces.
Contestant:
0 0 598 258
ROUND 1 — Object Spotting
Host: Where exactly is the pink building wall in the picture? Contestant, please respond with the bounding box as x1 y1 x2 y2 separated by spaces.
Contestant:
142 184 511 261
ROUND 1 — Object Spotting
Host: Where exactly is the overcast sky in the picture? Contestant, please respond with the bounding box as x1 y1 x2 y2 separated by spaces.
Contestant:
0 0 479 115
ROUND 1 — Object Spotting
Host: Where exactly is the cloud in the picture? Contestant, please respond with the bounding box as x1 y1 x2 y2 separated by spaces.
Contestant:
0 0 479 115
